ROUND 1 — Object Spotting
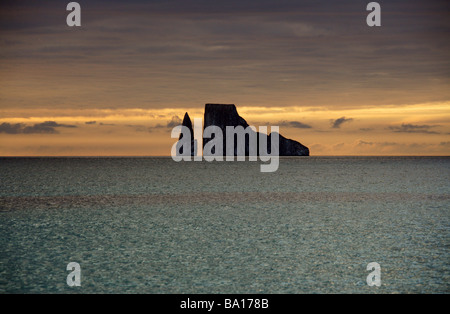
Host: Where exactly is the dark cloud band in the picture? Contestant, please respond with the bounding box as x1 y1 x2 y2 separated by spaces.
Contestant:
0 121 77 134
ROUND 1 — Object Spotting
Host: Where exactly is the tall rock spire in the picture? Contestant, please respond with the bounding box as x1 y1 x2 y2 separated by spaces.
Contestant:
178 112 195 156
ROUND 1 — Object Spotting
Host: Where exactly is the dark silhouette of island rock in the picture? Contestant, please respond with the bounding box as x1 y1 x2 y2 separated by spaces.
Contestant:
179 104 309 156
178 112 195 155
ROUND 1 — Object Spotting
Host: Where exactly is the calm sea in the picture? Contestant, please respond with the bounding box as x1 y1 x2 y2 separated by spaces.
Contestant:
0 157 449 293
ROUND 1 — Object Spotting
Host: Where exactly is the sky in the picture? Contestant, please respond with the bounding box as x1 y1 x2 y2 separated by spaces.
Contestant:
0 0 449 156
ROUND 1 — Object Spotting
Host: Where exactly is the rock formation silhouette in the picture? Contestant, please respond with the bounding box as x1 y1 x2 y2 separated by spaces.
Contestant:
179 104 309 156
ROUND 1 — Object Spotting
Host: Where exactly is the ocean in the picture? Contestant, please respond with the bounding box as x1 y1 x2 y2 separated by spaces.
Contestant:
0 156 449 293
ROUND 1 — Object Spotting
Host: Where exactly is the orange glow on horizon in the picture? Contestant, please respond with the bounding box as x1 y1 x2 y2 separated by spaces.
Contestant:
1 101 449 156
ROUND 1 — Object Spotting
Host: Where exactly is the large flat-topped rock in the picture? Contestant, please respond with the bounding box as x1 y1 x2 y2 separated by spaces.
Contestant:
203 104 309 156
204 104 249 129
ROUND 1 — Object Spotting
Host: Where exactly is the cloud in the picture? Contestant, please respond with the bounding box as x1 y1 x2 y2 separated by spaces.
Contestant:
0 121 76 134
388 123 440 134
333 142 346 150
147 125 162 133
147 121 173 133
23 121 76 134
278 120 312 129
357 140 374 146
331 117 353 128
166 115 182 128
145 115 187 133
357 140 398 147
0 123 24 134
124 124 147 132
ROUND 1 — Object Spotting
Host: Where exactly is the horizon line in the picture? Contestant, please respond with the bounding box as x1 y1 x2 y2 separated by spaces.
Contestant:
1 155 449 158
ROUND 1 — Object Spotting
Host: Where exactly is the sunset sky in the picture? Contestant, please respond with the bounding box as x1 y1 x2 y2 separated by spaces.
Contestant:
1 0 449 156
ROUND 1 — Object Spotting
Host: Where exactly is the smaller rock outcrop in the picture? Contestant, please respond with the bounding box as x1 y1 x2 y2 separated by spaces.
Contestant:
178 112 195 156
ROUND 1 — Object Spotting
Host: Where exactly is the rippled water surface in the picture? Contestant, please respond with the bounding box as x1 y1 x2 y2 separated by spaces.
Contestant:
1 157 449 293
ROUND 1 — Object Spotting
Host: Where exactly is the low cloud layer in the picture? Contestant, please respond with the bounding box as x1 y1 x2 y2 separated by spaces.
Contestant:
166 116 183 128
0 121 76 134
388 123 440 134
147 115 183 132
278 120 312 129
